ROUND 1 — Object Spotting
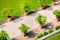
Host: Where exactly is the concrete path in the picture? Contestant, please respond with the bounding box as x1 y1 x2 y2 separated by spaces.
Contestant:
0 1 60 39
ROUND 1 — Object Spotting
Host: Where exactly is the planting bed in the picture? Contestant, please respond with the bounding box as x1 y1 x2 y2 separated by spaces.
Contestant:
39 29 60 40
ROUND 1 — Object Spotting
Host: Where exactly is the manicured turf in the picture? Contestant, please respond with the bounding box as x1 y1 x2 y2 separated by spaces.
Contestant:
0 0 39 22
45 32 60 40
0 0 52 23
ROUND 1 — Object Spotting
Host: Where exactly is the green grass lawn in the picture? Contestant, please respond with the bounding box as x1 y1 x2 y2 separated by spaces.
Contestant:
45 32 60 40
0 0 52 23
0 0 40 23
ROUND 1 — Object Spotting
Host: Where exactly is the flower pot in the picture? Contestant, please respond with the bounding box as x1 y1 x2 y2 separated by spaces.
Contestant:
24 10 29 16
59 0 60 1
22 32 27 37
39 5 44 11
38 24 43 29
40 6 44 10
57 17 60 21
7 16 12 22
51 0 56 6
36 5 44 11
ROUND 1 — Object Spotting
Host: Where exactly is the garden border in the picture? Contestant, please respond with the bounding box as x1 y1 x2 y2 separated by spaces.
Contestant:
39 29 60 40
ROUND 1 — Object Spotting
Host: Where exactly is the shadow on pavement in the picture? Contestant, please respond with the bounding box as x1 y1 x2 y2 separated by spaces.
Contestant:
10 38 17 40
25 31 37 38
56 2 60 6
43 23 54 29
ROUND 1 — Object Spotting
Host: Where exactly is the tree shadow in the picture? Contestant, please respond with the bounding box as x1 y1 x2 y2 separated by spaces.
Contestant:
12 16 19 20
45 7 53 11
44 6 51 9
10 38 17 40
12 17 23 23
43 23 54 30
55 2 60 6
0 25 6 28
28 11 36 15
25 31 37 38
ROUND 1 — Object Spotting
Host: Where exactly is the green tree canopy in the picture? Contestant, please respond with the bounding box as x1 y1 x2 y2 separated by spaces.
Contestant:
0 30 9 40
19 23 29 33
35 14 46 25
53 10 60 18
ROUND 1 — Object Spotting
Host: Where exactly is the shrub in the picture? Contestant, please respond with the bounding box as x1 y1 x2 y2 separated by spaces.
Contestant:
24 2 30 11
19 23 29 33
35 34 43 40
38 0 52 7
35 14 46 25
0 30 9 40
53 10 60 18
49 30 53 33
55 26 60 30
55 0 59 2
43 32 48 35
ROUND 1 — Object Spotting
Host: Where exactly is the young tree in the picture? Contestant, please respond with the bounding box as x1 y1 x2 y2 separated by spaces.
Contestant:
53 10 60 21
23 2 30 16
19 23 29 36
35 14 46 29
37 0 52 10
0 30 9 40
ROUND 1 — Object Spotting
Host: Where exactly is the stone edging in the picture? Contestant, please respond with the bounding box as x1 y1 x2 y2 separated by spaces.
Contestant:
39 29 60 40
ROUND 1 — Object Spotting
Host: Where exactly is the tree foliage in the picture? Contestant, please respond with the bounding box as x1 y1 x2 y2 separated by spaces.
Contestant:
19 23 29 33
0 30 9 40
35 14 46 25
53 10 60 18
